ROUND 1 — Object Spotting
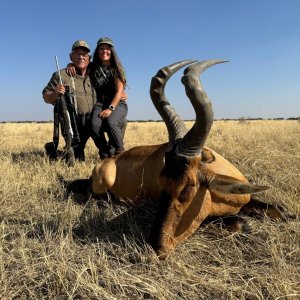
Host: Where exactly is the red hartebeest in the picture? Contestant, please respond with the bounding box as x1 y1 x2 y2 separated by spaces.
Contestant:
91 60 284 258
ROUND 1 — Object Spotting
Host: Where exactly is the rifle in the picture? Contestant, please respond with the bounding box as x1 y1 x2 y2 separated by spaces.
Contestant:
54 55 76 166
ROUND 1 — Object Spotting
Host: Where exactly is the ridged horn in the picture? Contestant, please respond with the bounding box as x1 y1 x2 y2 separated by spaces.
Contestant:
150 60 197 142
177 60 228 157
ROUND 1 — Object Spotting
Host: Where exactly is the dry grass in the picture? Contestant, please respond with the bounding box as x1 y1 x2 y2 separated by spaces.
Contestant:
0 120 299 300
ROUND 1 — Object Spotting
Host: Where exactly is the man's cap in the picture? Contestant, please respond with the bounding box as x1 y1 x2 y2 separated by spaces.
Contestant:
71 40 90 52
97 37 114 47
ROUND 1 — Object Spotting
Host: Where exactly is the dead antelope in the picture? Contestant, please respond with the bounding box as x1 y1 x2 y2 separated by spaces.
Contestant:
91 60 284 259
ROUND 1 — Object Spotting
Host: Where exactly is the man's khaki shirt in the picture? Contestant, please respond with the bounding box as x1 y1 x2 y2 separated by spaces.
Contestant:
42 69 96 115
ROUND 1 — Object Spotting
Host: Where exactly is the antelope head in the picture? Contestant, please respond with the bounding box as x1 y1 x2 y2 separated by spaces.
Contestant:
148 60 268 258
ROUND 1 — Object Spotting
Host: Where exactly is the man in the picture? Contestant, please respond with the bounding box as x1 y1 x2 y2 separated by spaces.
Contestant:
43 40 126 161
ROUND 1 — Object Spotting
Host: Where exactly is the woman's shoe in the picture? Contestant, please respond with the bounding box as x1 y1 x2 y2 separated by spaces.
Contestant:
99 151 110 159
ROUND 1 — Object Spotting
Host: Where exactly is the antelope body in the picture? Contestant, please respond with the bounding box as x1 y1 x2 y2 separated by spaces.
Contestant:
91 60 273 258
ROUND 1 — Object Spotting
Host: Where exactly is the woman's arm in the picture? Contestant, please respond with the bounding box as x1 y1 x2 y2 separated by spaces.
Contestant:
99 78 125 119
110 78 125 108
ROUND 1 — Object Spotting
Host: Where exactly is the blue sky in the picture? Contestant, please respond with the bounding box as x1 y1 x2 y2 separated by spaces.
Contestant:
1 0 299 121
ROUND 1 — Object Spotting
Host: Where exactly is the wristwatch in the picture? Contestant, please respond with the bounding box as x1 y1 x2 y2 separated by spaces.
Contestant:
108 105 115 111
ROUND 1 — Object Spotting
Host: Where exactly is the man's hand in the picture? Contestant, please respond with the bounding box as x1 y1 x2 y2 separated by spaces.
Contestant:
55 84 66 95
43 84 65 105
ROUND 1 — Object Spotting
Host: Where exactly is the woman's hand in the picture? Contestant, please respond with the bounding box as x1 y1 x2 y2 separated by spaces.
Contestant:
120 91 128 101
99 108 112 119
66 63 77 76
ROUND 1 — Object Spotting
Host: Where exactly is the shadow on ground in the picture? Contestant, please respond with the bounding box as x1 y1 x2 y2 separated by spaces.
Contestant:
11 150 46 163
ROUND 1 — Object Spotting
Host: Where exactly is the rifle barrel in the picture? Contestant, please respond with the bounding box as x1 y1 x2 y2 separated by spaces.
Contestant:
55 55 63 85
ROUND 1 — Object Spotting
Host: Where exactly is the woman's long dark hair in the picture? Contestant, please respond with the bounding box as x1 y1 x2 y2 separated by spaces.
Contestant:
92 44 126 84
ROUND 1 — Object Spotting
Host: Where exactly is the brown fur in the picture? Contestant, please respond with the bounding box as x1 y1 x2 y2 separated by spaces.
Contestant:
91 145 269 258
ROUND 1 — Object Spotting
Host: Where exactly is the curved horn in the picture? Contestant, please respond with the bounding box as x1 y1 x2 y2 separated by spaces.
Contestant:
150 60 197 142
177 60 228 157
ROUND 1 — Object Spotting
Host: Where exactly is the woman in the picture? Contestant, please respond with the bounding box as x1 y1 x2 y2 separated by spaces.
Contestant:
90 37 127 158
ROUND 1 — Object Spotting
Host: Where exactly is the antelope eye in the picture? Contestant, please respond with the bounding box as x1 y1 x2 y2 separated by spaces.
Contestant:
179 184 196 203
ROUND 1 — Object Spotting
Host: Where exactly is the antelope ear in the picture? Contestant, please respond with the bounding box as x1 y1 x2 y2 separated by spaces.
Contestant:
207 174 269 194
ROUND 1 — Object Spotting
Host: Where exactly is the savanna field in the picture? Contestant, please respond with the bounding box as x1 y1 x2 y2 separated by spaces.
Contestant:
0 120 299 300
